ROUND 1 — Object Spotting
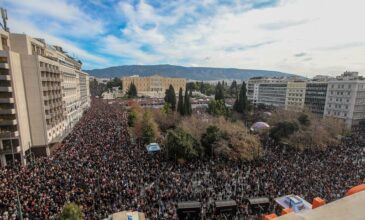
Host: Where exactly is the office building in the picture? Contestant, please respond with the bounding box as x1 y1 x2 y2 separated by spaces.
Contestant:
324 72 365 128
304 78 329 116
285 81 306 111
247 77 289 106
122 75 186 98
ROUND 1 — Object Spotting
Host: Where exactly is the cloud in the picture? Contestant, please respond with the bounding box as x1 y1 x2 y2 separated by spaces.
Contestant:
10 19 107 64
4 0 365 76
260 19 309 30
317 42 365 51
294 52 307 57
4 0 105 37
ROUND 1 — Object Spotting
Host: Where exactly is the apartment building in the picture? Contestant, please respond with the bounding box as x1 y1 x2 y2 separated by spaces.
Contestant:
285 81 307 111
3 33 90 158
0 30 32 166
324 72 365 128
122 75 186 98
304 80 329 116
79 71 91 110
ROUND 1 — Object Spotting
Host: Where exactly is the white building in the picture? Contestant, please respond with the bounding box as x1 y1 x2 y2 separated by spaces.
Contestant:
324 72 365 128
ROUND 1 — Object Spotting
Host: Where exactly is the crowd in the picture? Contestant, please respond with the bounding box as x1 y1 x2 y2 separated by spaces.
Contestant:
0 99 364 220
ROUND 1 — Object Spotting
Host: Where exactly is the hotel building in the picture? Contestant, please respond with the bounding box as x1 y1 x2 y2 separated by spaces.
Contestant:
0 31 90 166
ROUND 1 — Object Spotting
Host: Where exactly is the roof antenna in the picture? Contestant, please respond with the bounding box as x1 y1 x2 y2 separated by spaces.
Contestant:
0 8 9 32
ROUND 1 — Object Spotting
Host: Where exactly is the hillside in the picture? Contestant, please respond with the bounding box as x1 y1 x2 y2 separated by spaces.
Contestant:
85 64 298 80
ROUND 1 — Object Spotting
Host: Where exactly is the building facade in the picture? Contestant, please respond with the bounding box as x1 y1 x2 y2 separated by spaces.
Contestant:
285 81 307 111
324 72 365 128
122 75 186 98
0 32 91 166
247 77 291 107
0 30 32 166
304 81 328 116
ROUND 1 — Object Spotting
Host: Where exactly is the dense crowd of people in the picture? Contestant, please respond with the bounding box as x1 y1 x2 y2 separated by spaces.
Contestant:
0 99 364 220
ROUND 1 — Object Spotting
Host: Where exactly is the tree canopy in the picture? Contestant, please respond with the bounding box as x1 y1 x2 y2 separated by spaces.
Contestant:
126 82 138 98
214 82 225 101
177 88 185 115
233 82 249 114
207 100 228 117
59 202 83 220
164 85 177 111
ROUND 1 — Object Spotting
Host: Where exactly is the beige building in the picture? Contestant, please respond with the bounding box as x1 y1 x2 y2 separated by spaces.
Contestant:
0 32 90 166
122 75 186 98
0 30 32 166
285 81 307 111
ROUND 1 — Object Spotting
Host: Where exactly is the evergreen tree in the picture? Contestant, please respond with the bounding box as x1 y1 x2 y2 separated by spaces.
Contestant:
142 111 155 145
230 80 238 97
59 202 83 220
200 81 204 94
126 82 138 98
189 88 193 97
177 88 185 115
215 82 224 101
184 89 192 116
164 85 176 111
234 82 248 113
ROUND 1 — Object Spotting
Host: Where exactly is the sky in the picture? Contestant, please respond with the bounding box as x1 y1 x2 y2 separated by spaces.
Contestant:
1 0 365 77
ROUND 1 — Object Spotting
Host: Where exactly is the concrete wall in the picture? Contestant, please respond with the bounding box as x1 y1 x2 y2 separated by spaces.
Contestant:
20 55 47 147
9 51 32 152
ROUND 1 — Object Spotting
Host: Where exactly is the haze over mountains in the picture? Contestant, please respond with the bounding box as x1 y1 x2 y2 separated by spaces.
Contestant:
85 65 299 81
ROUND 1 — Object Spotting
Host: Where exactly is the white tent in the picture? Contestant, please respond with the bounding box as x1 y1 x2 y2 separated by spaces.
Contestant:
250 122 270 132
146 143 161 153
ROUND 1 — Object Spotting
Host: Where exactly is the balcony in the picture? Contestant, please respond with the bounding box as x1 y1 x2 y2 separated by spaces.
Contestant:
0 145 21 154
0 131 19 138
0 109 16 114
0 119 17 126
0 98 14 103
0 50 8 57
0 63 9 69
0 75 11 80
0 86 12 92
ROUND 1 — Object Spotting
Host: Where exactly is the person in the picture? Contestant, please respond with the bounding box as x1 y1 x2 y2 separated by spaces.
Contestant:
0 99 364 219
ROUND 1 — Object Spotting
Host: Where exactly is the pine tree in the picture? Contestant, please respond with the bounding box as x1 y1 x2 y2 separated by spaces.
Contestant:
215 82 224 101
184 89 192 116
230 80 238 97
234 82 248 113
177 88 185 115
127 82 138 98
164 85 176 111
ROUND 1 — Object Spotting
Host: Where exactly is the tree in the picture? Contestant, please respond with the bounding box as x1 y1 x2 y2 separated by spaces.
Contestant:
164 85 177 111
141 111 156 145
165 128 202 160
270 121 299 141
177 88 185 115
298 113 310 126
229 80 238 97
201 125 221 157
106 77 122 89
126 82 138 98
184 89 192 116
59 202 83 220
233 82 249 114
207 100 228 117
128 110 137 127
215 82 224 101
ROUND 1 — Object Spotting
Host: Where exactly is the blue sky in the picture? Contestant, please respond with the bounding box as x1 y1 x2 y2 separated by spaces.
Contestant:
2 0 365 77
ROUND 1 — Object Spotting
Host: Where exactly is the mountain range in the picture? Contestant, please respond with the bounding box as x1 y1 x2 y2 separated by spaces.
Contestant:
85 64 298 81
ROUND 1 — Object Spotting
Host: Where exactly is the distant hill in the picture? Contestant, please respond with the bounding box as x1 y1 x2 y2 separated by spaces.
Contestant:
85 64 299 81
